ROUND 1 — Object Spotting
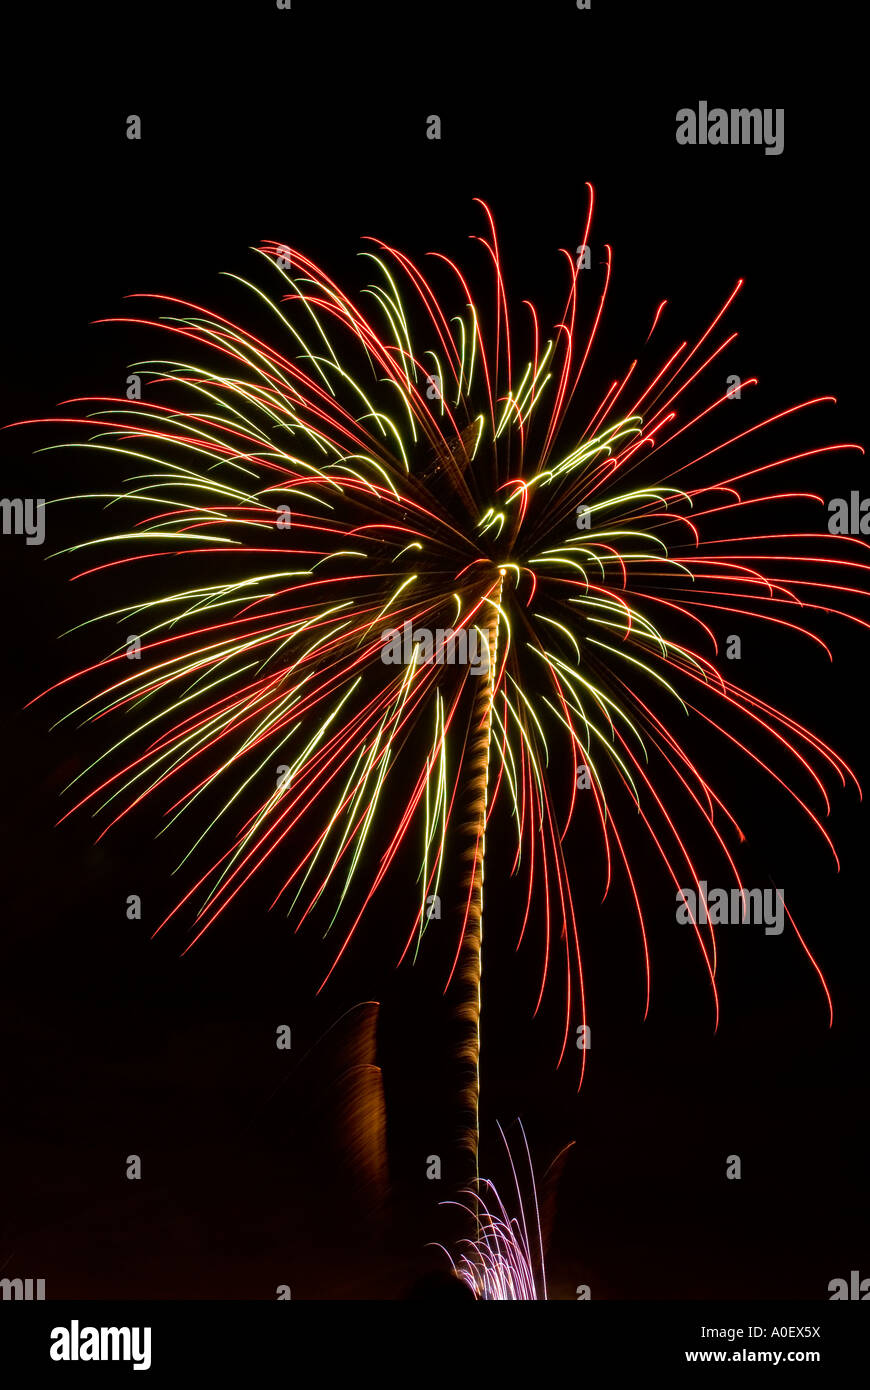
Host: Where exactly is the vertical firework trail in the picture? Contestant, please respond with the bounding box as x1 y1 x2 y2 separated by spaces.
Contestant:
453 571 503 1197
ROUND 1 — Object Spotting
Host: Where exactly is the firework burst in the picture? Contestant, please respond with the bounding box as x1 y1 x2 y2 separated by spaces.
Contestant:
21 188 866 1182
437 1123 557 1301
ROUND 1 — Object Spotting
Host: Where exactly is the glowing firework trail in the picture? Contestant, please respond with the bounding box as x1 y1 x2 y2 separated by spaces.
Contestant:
20 188 866 1182
437 1121 565 1300
453 571 501 1190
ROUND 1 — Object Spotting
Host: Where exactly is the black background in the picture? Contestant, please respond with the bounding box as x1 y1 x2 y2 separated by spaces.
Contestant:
0 2 866 1301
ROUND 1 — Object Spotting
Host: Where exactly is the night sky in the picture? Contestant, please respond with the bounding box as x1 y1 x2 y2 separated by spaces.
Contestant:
0 1 866 1302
